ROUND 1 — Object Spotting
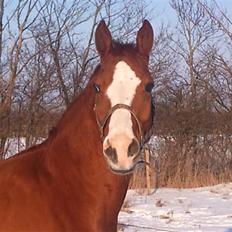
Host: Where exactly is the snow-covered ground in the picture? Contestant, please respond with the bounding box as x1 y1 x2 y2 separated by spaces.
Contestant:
4 137 27 159
119 183 232 232
4 137 44 159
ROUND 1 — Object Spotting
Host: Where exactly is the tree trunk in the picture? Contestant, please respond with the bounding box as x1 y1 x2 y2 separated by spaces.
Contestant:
0 0 5 159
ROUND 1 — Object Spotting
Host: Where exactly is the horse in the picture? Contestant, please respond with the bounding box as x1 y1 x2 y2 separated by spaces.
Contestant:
0 20 154 232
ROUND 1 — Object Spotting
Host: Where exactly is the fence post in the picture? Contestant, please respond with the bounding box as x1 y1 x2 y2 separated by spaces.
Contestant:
145 148 151 194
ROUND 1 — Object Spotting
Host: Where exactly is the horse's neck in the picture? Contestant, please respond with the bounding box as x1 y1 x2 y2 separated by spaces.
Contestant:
43 85 130 228
46 86 100 174
45 85 130 184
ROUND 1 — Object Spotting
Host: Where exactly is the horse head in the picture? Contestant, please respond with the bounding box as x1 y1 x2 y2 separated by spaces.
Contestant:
93 20 154 175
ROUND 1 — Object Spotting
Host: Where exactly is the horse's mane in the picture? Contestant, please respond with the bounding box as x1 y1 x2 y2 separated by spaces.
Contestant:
112 40 137 55
112 40 136 49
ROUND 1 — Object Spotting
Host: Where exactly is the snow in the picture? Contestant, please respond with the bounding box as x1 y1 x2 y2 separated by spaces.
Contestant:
119 183 232 232
4 137 44 159
4 137 27 159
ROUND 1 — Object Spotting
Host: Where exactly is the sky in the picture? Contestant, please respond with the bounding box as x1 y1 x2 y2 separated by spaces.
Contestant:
2 0 232 51
3 0 232 36
152 0 232 29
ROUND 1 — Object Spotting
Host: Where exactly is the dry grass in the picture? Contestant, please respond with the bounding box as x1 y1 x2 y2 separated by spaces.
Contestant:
130 160 232 189
121 200 133 214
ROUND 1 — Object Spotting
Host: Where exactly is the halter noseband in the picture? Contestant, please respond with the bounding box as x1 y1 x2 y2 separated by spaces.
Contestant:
94 101 154 148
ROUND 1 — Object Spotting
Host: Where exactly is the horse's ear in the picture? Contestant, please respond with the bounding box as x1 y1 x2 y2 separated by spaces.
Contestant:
136 20 154 57
95 20 112 58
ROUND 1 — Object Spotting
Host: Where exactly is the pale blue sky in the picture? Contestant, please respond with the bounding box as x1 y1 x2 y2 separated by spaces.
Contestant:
152 0 232 29
3 0 232 44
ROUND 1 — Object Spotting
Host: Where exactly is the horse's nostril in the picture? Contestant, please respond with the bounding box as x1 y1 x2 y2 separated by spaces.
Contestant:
128 139 140 157
104 146 118 164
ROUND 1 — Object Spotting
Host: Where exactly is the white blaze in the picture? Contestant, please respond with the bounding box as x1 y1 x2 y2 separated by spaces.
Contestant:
103 61 141 169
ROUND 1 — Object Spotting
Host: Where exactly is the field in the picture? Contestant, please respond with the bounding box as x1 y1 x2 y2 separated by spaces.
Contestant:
119 183 232 232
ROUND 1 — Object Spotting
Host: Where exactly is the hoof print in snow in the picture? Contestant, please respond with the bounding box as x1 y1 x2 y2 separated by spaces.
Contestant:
156 199 165 207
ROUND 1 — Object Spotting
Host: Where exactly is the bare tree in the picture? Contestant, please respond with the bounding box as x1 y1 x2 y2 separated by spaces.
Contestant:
147 0 232 187
197 0 232 111
0 0 4 158
197 0 232 42
170 0 218 106
0 0 46 158
1 0 152 157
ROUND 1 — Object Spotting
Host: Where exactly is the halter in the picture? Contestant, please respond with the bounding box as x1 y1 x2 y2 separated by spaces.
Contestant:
94 99 154 148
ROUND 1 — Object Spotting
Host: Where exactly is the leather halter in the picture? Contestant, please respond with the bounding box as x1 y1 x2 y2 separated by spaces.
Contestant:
94 99 154 148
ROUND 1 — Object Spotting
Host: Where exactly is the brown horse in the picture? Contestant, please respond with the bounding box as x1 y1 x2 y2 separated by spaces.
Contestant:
0 20 154 232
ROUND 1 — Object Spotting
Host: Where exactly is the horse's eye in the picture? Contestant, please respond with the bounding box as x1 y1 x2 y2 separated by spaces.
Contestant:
145 82 154 93
93 83 100 93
